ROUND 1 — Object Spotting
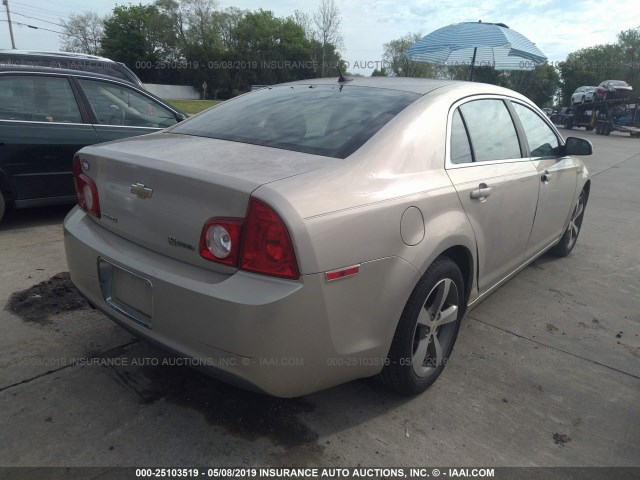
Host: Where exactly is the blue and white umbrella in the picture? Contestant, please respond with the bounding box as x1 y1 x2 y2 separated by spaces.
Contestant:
407 21 547 80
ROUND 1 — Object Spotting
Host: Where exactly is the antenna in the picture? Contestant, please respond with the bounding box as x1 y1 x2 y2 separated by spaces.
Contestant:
336 65 352 83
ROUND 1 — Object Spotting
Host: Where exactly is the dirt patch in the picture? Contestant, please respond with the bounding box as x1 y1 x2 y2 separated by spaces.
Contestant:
5 272 88 324
108 354 320 450
553 432 572 446
545 323 559 334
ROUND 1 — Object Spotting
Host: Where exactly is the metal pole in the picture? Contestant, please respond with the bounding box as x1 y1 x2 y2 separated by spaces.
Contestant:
3 0 16 49
469 47 477 81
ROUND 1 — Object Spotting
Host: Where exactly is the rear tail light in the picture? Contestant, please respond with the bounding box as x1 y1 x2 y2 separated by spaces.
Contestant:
73 154 101 218
240 198 299 279
199 198 300 280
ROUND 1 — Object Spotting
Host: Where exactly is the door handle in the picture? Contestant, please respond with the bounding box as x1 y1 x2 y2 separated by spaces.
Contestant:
470 183 492 200
541 170 552 182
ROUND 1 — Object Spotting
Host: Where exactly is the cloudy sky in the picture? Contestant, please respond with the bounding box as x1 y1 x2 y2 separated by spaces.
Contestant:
2 0 640 74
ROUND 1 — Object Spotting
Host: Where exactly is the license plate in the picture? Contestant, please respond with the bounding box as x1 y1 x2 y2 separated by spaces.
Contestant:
98 259 153 328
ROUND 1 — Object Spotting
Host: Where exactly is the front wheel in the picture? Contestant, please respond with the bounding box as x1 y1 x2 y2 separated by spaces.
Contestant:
380 257 464 395
549 190 587 257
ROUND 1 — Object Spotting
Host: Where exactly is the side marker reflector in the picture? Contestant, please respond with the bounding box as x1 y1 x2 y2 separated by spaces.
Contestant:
324 264 360 282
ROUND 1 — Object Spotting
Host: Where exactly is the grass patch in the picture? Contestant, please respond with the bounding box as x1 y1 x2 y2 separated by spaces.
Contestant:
164 99 222 114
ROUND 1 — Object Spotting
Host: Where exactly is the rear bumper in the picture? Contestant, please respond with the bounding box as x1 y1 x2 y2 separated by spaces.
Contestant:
63 207 419 397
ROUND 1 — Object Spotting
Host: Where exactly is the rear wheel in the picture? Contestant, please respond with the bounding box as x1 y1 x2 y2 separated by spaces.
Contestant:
550 190 587 257
381 257 464 395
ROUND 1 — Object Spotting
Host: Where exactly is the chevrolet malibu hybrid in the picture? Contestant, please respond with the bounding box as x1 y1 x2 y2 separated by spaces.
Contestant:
64 77 592 397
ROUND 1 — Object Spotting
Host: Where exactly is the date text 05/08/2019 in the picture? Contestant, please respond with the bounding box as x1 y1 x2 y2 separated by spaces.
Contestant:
134 467 496 478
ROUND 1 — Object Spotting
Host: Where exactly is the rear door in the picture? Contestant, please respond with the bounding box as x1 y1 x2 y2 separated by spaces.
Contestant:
0 73 98 205
74 77 179 143
445 97 540 293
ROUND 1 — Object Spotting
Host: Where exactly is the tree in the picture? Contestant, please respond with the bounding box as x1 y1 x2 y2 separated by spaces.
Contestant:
59 12 104 55
101 4 175 82
559 43 624 105
230 10 314 89
292 9 314 41
313 0 343 76
508 64 560 107
383 33 436 78
618 27 640 87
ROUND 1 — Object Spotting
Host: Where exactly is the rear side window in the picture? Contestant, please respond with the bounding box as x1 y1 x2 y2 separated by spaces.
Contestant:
0 75 81 123
458 99 522 162
171 85 420 159
78 79 177 128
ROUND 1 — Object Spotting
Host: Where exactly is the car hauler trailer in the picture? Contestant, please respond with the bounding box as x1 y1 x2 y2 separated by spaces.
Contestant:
568 96 640 137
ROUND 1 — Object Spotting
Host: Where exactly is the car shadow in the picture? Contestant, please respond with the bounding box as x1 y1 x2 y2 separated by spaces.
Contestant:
101 339 412 455
0 204 73 231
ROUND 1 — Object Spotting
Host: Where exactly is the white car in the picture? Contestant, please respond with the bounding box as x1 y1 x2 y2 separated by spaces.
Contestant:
570 86 597 105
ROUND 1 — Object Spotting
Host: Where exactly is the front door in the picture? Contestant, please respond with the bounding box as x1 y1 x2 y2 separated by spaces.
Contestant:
509 102 578 257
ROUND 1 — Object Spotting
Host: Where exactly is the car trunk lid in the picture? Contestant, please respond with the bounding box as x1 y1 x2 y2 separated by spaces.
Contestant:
78 132 336 273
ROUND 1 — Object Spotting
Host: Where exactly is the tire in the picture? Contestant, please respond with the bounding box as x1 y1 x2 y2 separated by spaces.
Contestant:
380 256 464 395
0 193 5 224
549 190 587 257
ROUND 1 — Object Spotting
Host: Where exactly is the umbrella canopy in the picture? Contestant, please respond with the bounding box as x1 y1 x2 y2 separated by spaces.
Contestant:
407 21 547 80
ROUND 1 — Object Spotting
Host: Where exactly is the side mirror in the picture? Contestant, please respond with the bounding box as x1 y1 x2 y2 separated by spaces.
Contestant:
565 137 593 156
175 113 187 122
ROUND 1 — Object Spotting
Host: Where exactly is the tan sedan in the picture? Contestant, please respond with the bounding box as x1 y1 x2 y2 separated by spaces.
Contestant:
64 77 592 397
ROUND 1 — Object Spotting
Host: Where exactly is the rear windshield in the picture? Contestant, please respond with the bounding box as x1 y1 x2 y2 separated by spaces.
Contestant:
170 85 420 158
609 80 629 86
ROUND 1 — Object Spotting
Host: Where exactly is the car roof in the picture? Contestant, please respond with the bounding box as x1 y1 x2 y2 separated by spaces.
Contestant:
0 64 133 83
0 49 116 63
281 76 534 105
282 76 461 95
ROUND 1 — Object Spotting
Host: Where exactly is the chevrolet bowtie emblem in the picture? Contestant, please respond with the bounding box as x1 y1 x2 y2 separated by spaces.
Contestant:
131 182 153 199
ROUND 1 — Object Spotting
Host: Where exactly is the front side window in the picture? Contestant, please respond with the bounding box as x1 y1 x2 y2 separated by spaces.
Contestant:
458 99 522 162
0 75 81 123
78 79 177 128
171 85 420 159
512 103 560 157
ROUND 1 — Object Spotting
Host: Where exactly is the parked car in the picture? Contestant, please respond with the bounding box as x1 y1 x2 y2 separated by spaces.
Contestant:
570 86 597 105
0 66 186 222
542 107 552 116
550 106 572 125
64 77 592 397
595 80 633 100
0 50 144 89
